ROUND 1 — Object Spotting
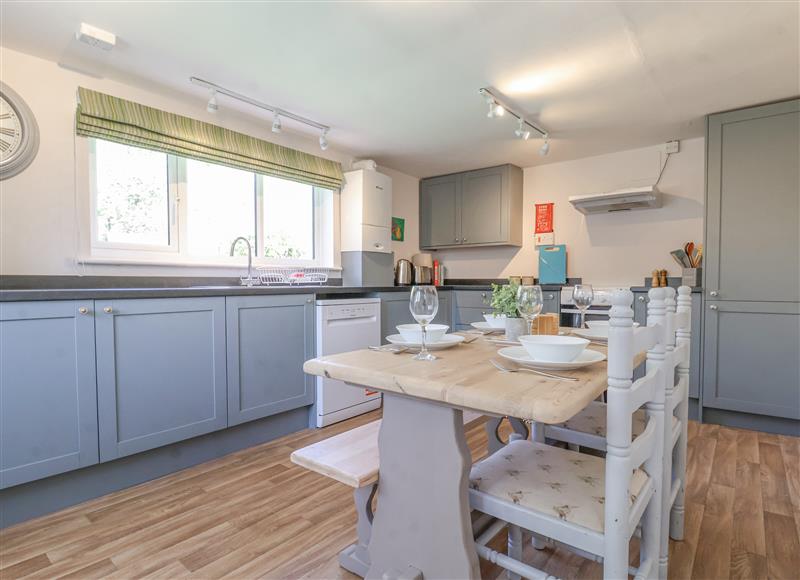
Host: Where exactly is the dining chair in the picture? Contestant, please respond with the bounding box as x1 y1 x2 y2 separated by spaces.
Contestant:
468 288 669 580
540 286 691 567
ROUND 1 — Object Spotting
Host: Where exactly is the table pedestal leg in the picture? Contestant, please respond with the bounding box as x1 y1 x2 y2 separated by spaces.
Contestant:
339 483 377 577
366 393 480 580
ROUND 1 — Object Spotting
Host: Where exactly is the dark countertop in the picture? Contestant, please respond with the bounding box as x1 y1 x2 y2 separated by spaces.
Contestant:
0 275 577 302
0 283 572 302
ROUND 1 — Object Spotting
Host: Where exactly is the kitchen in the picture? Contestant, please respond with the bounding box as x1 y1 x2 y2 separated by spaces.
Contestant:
1 3 798 579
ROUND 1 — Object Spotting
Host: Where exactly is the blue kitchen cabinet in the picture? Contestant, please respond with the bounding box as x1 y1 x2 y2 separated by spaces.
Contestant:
453 290 491 330
377 290 451 343
95 297 227 461
542 289 560 315
226 294 315 426
0 301 98 489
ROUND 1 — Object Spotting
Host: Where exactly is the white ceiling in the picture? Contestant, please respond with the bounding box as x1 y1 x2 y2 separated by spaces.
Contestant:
2 2 798 177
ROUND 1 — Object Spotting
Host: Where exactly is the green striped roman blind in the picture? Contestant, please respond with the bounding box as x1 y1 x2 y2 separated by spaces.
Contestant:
75 87 343 190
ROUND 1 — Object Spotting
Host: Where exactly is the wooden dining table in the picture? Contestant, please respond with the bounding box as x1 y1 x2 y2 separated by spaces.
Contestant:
303 335 622 580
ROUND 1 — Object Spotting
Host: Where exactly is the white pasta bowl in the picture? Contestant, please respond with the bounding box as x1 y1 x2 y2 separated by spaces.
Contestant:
518 335 590 362
483 313 507 329
396 323 449 344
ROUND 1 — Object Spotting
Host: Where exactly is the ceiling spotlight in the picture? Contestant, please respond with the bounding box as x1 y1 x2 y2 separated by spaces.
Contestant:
319 128 329 151
486 100 505 119
206 90 218 114
539 134 551 157
514 119 531 140
271 112 282 133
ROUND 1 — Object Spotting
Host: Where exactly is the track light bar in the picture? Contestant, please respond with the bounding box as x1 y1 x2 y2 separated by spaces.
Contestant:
479 88 547 138
190 77 330 134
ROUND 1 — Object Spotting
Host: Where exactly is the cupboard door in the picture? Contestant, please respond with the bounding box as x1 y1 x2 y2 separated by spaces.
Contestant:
542 290 560 315
0 301 98 488
460 166 506 245
702 301 799 419
706 100 800 302
378 292 414 344
420 174 460 248
95 297 227 461
226 294 315 426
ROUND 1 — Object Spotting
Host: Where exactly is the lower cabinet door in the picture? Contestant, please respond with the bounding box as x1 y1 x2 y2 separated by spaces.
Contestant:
226 294 315 426
379 292 414 344
1 301 99 488
378 291 452 342
703 300 800 419
95 297 227 461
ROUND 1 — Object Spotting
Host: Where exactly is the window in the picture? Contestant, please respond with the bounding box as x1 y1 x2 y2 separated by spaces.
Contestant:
92 139 174 249
89 139 333 266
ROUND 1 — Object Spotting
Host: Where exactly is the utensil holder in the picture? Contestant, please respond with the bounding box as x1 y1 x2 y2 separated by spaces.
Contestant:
682 267 702 287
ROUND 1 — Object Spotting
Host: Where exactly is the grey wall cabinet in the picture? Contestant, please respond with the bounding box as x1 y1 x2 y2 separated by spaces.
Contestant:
226 294 315 426
95 297 228 461
420 164 523 249
633 291 702 399
0 301 99 489
378 291 451 342
419 174 460 248
704 100 800 425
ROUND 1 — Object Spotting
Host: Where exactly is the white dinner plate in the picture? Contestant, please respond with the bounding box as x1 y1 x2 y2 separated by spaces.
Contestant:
570 328 609 341
385 333 465 350
497 346 606 370
470 322 504 333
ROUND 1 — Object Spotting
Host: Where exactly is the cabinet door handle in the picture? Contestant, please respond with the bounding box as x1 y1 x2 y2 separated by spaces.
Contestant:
709 304 718 311
376 185 384 190
462 238 467 242
454 238 460 242
103 306 113 314
638 296 646 302
78 307 89 315
548 294 554 300
709 291 718 297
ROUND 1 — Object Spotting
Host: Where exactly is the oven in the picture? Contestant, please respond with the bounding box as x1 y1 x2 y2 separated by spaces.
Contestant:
559 286 627 328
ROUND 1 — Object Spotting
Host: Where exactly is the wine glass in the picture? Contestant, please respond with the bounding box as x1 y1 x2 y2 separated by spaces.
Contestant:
409 286 439 361
573 284 594 329
516 285 544 335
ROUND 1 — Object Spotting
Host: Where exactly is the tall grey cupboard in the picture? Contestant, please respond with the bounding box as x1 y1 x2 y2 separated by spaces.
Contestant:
703 99 800 432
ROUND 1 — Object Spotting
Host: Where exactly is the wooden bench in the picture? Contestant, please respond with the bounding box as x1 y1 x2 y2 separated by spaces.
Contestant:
290 420 380 577
290 413 502 577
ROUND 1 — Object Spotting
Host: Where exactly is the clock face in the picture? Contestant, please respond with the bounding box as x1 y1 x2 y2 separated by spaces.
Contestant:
0 95 24 164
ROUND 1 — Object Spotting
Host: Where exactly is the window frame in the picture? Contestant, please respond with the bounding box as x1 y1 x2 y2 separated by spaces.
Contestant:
89 138 179 254
88 138 332 267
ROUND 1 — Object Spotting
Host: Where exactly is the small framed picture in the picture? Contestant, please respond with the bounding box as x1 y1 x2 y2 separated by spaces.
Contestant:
391 217 405 241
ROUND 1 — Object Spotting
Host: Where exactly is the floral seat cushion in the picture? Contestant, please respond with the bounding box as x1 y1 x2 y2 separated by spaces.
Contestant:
469 439 649 533
557 400 677 437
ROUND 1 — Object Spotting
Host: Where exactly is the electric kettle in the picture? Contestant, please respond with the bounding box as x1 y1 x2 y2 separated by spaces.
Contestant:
394 259 413 286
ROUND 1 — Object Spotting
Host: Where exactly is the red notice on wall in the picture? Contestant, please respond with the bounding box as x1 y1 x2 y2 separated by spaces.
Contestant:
535 203 554 233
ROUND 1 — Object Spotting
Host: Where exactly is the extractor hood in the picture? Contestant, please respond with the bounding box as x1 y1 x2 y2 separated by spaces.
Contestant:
568 185 662 214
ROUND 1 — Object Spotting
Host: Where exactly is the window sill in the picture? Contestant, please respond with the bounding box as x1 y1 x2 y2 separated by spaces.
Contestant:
79 256 342 271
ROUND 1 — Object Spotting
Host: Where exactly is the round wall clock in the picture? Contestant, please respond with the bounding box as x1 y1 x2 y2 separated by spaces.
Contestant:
0 82 39 180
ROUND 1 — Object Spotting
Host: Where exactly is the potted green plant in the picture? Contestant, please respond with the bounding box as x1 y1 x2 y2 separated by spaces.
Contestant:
490 283 527 341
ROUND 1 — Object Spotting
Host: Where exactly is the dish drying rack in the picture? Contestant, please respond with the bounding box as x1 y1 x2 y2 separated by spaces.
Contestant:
255 266 329 286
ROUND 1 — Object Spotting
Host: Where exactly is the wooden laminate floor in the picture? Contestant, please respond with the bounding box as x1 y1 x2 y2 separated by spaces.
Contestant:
1 414 798 579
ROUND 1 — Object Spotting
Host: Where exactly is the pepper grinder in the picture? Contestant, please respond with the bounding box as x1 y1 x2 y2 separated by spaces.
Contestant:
651 270 660 288
659 269 668 288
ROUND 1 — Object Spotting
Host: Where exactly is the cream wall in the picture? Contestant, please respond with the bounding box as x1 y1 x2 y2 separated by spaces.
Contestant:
432 138 705 286
0 46 395 278
380 165 420 262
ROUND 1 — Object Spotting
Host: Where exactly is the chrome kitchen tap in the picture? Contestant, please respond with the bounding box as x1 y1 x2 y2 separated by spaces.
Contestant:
230 237 255 286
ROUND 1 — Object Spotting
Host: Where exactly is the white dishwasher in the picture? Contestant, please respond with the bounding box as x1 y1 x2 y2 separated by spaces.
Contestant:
315 298 382 427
